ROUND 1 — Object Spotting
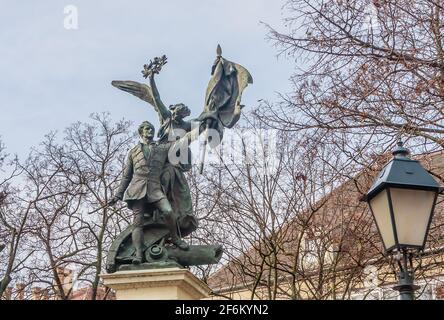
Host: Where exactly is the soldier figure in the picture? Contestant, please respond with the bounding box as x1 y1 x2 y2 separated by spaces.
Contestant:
109 120 196 264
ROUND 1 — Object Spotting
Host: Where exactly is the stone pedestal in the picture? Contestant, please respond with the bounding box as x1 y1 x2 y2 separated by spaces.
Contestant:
100 268 210 300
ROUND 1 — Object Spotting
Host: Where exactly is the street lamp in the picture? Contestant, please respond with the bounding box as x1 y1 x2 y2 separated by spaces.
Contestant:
364 140 441 300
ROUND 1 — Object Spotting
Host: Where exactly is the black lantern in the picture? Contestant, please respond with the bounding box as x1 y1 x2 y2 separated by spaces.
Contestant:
365 141 440 252
364 140 441 300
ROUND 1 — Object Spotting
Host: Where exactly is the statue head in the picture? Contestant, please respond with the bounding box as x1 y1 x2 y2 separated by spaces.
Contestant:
138 121 155 142
169 103 191 121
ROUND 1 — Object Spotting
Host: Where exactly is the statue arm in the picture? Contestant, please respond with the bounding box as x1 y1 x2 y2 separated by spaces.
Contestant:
115 153 134 200
149 74 171 125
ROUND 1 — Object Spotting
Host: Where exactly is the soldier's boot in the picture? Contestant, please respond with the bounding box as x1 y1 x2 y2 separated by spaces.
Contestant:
132 246 143 264
132 255 142 264
170 236 190 251
157 198 189 250
167 220 189 250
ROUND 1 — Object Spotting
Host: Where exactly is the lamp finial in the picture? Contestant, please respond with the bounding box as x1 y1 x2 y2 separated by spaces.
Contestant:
392 138 410 158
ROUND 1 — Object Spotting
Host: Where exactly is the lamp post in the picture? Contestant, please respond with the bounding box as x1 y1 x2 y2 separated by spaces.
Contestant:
364 140 441 300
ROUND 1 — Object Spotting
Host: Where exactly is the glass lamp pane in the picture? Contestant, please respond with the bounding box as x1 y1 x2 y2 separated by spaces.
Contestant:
389 188 435 248
369 190 395 250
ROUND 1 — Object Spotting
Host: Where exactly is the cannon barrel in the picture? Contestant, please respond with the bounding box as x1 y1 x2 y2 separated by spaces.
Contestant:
166 244 223 266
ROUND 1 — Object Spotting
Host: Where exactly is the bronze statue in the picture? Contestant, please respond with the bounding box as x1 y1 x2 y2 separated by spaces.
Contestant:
106 46 252 272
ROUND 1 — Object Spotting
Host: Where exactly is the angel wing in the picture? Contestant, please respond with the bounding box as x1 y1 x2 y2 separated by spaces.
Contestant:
111 80 171 128
111 80 156 107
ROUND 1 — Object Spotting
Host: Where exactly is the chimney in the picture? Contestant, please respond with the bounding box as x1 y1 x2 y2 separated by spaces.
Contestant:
41 288 49 300
436 284 444 300
2 287 12 300
55 267 74 298
56 267 66 284
15 283 25 300
31 287 42 300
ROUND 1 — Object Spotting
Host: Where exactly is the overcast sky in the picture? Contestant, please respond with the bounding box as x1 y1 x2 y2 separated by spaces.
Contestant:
0 1 294 159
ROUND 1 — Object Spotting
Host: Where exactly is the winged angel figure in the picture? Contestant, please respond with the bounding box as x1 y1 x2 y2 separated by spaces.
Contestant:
106 46 252 272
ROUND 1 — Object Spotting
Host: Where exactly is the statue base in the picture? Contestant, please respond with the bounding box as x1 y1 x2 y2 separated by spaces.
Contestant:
100 268 210 300
118 261 182 271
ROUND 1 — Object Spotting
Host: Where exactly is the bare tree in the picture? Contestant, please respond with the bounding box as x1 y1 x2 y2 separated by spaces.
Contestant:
26 113 135 299
252 0 444 298
0 138 31 299
1 114 135 300
189 114 383 299
18 143 88 300
260 0 444 165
